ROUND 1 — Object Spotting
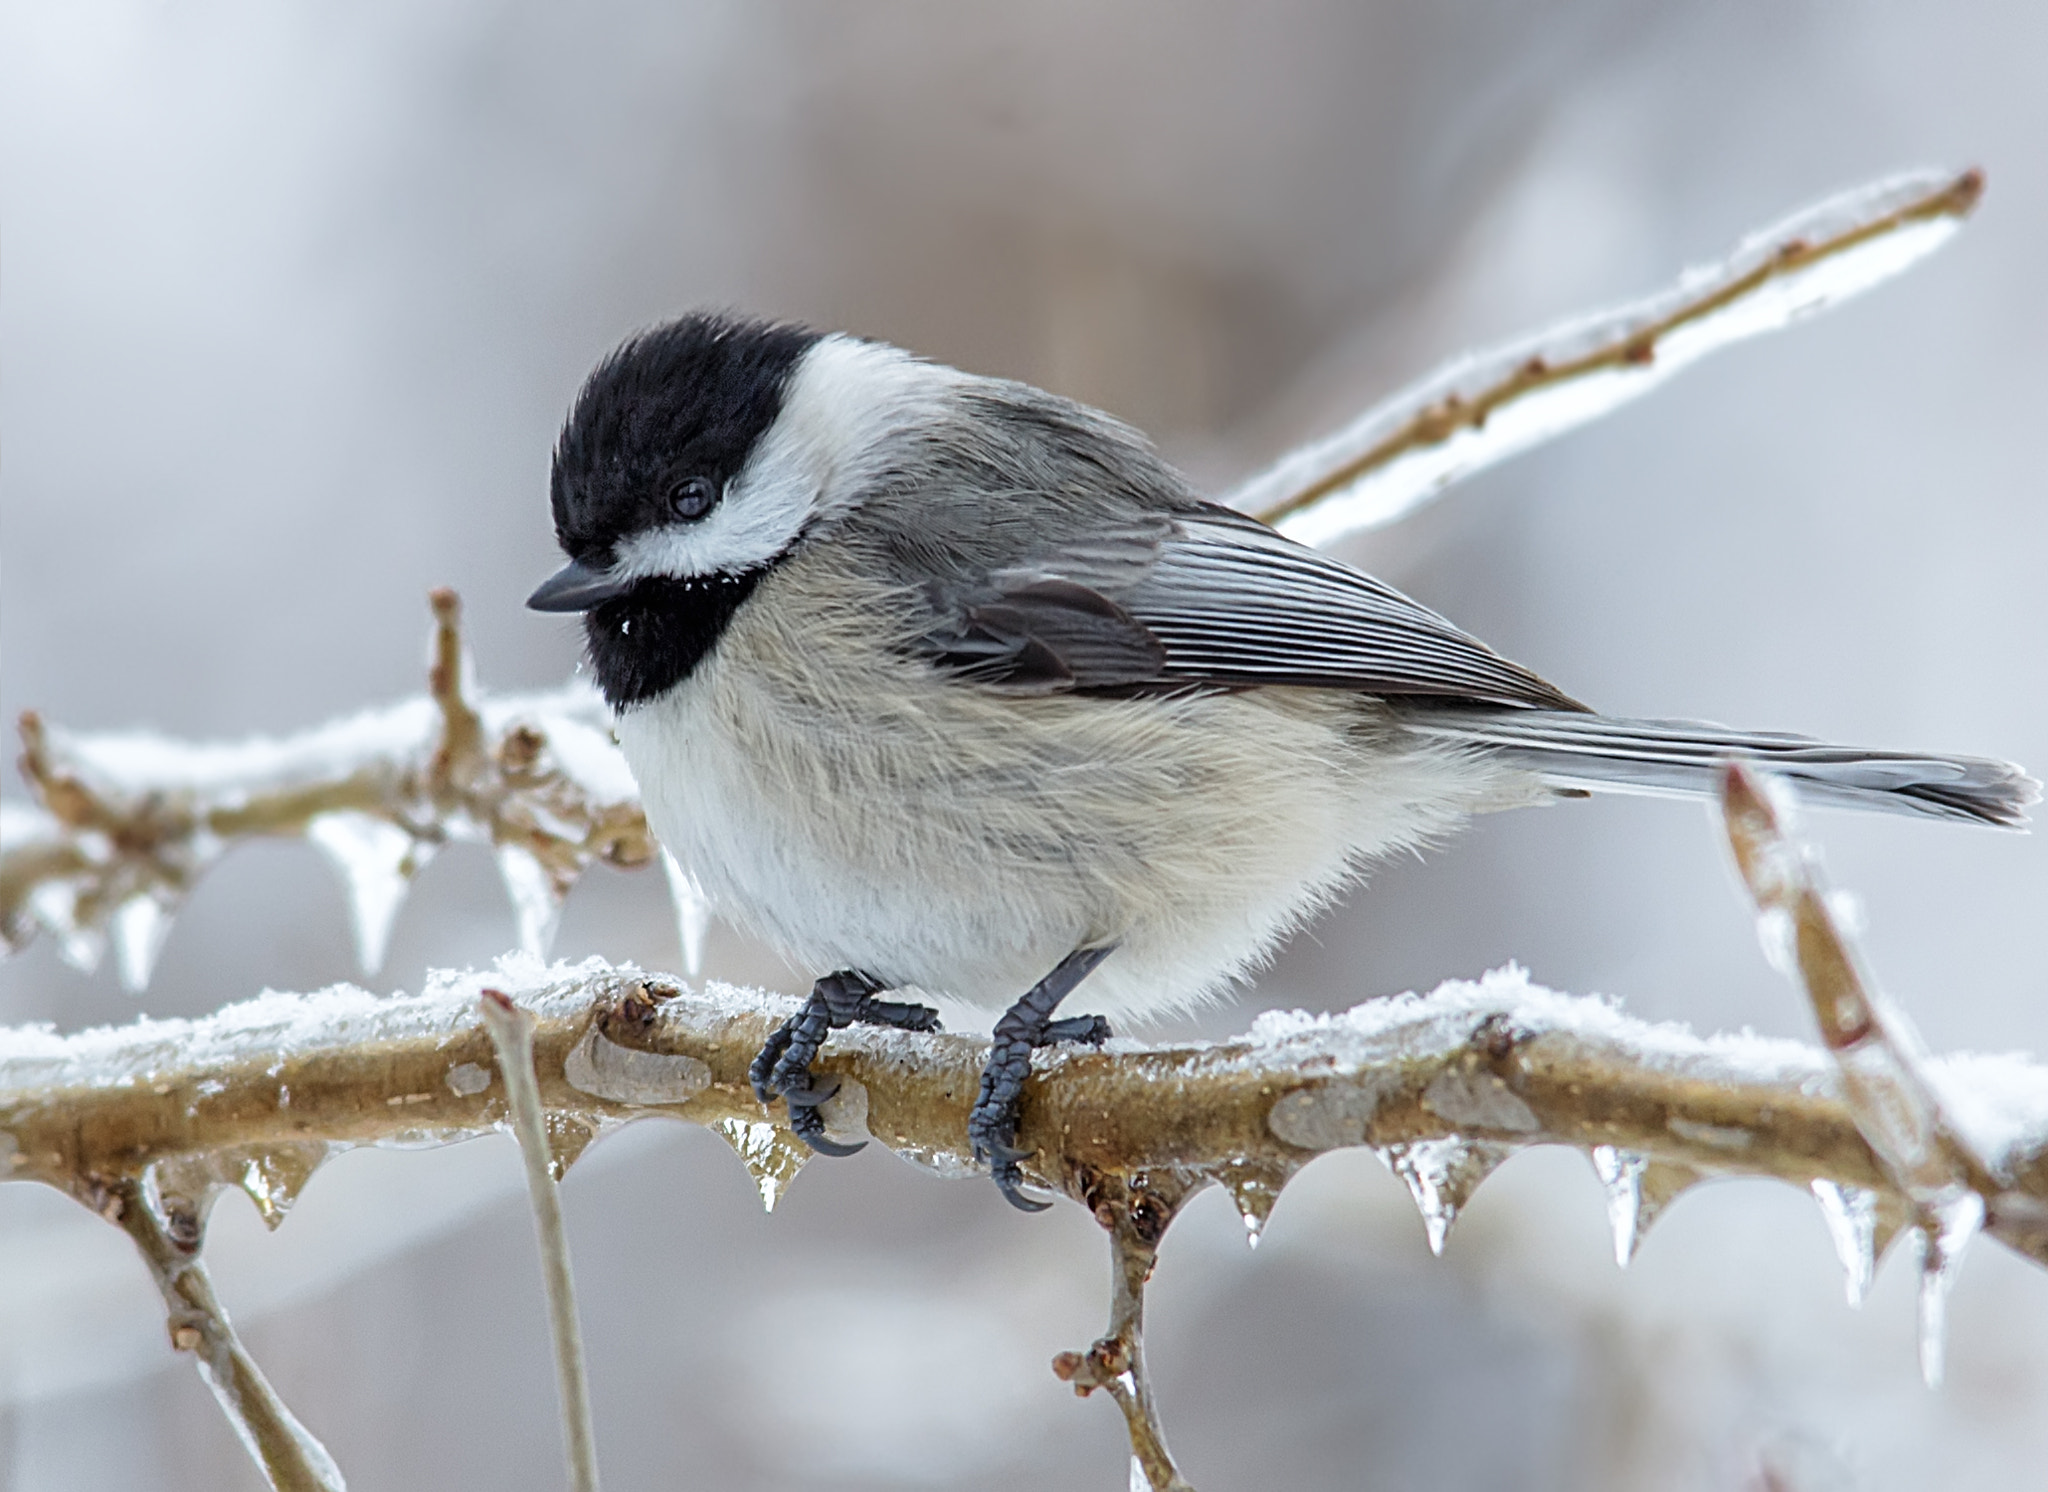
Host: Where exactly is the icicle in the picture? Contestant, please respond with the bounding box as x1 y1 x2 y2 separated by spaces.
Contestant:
307 811 431 975
494 844 568 958
27 879 106 974
111 893 174 993
1589 1146 1697 1267
1376 1138 1513 1256
1810 1180 1880 1307
1916 1189 1984 1388
237 1143 330 1230
714 1117 809 1211
661 850 712 977
543 1113 602 1182
1217 1161 1295 1249
1129 1454 1149 1492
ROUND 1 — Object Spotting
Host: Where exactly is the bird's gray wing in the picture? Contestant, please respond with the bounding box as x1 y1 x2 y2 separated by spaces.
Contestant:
916 503 1582 710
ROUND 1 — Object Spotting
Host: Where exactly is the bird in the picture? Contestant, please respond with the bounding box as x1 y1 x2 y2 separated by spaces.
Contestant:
528 311 2036 1210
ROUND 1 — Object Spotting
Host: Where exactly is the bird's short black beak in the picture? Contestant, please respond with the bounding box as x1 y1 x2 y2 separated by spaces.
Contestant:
526 559 633 613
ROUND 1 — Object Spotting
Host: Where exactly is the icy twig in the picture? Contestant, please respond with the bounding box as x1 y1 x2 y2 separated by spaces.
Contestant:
1229 169 1983 546
115 1177 347 1491
1052 1172 1195 1492
0 591 658 985
1721 763 2012 1384
480 989 602 1492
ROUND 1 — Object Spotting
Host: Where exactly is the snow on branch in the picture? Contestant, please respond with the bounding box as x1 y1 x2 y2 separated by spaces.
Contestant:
7 940 2048 1483
1226 169 1983 546
1 590 671 989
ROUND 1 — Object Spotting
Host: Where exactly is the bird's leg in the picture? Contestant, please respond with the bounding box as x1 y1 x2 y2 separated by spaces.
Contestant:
970 945 1118 1212
750 969 941 1158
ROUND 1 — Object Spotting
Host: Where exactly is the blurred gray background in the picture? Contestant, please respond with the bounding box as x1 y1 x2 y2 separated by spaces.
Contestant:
5 3 2048 1488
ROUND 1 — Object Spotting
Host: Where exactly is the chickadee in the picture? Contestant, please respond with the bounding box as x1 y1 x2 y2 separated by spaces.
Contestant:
530 312 2035 1210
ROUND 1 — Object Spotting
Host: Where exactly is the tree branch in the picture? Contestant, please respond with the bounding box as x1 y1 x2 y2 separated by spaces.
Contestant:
1226 169 1983 546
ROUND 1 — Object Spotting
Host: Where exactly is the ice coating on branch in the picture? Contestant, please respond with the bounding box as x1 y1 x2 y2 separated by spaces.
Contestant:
0 952 620 1094
661 850 712 977
308 812 429 975
1246 965 1828 1096
1225 171 1976 547
1811 1179 1881 1308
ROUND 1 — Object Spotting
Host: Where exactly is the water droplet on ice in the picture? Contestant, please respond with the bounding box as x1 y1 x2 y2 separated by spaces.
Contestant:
1218 1161 1295 1248
1916 1188 1984 1388
238 1143 330 1230
1810 1179 1879 1307
544 1112 602 1182
308 811 433 975
714 1117 808 1212
495 844 569 958
1376 1138 1514 1256
661 850 712 977
112 893 174 993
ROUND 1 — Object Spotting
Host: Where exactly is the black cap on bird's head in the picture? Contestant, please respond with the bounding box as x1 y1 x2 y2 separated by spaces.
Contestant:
529 312 825 708
528 312 822 613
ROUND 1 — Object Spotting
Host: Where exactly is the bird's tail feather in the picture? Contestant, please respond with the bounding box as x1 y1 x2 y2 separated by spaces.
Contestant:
1400 706 2038 828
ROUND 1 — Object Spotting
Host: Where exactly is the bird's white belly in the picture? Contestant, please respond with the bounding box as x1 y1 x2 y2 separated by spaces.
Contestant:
613 590 1508 1023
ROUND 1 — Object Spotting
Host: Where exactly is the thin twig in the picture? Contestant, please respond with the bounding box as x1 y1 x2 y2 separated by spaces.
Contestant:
1053 1172 1197 1491
116 1177 347 1491
1720 763 1999 1385
1227 169 1983 545
480 988 602 1492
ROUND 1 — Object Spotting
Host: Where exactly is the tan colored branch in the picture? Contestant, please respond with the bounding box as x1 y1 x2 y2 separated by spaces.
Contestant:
116 1176 347 1491
2 592 657 985
1227 169 1983 545
1721 763 2012 1384
7 958 2046 1271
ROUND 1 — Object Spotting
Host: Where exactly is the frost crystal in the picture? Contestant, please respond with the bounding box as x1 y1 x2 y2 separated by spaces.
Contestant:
308 811 431 975
1377 1138 1514 1256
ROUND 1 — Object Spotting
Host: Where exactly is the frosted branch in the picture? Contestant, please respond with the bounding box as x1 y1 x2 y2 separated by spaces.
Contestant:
1227 169 1983 546
1720 763 2016 1385
1 591 658 987
9 950 2048 1438
480 990 603 1492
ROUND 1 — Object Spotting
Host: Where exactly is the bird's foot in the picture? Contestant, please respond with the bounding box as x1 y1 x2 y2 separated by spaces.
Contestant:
968 946 1117 1212
749 970 940 1157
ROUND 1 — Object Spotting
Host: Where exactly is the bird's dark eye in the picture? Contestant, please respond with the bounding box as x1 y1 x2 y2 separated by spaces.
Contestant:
667 475 720 522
